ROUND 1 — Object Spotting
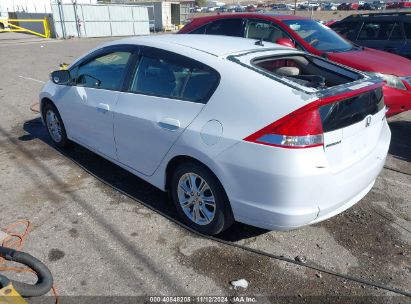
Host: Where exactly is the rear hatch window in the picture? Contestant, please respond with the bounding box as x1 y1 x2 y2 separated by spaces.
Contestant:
321 86 386 172
320 87 384 132
252 54 362 90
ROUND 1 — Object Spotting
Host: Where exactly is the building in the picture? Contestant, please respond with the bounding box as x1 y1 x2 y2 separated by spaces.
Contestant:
0 0 98 14
111 0 191 31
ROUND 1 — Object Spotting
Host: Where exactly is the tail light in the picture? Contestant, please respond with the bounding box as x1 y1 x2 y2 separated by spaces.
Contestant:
244 83 384 149
244 105 323 149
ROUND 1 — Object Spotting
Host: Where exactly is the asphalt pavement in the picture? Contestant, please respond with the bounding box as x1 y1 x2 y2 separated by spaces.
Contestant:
0 33 410 303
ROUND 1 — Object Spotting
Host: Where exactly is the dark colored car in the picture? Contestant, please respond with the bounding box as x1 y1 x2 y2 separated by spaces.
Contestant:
359 3 374 10
271 4 290 10
338 2 359 10
245 5 256 12
386 2 400 9
330 13 411 59
179 13 411 116
359 1 385 10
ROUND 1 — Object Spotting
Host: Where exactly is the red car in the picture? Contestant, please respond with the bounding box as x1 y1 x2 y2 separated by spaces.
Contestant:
399 0 411 7
179 14 411 117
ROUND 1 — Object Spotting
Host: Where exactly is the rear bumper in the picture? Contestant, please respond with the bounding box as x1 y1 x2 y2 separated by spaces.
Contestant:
215 119 391 230
384 86 411 117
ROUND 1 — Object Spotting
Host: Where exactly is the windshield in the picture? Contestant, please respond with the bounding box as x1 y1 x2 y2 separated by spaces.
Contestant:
283 19 354 52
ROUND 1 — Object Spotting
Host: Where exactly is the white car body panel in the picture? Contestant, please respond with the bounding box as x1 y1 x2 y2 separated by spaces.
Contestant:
39 34 391 230
57 86 119 159
114 93 205 175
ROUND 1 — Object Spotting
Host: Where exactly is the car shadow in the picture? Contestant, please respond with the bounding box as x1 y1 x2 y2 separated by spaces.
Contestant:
388 120 411 163
22 117 268 241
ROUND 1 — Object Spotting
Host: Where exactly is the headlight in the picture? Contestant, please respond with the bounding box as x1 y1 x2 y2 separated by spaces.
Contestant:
369 73 407 90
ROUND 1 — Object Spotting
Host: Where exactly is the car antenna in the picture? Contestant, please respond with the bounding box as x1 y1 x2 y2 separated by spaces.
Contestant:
255 37 264 46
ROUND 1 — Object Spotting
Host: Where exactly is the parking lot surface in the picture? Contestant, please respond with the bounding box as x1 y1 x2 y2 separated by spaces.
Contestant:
0 33 410 303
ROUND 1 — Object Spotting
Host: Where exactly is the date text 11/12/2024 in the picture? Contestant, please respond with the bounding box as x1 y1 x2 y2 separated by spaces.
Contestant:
149 296 257 303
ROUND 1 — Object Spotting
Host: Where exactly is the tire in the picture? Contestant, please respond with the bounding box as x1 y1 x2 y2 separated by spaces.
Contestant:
170 161 234 235
42 103 70 148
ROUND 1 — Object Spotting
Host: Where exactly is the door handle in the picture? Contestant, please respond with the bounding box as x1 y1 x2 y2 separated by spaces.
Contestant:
97 103 110 112
158 118 180 131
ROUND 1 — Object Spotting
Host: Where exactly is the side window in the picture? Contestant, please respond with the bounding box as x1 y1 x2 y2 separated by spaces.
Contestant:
331 22 360 41
404 23 411 39
190 24 207 34
245 20 288 42
130 51 219 103
76 51 131 90
358 22 403 41
389 22 403 40
205 19 244 37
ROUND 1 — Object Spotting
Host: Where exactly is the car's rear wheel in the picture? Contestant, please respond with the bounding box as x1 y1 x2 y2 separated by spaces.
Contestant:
42 103 70 148
170 161 234 235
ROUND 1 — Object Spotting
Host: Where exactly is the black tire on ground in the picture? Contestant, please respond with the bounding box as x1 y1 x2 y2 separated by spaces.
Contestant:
170 161 234 235
42 102 70 148
0 23 4 31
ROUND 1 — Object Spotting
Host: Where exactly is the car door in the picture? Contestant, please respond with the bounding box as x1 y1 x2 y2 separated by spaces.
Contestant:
356 21 406 54
58 46 135 159
113 47 220 176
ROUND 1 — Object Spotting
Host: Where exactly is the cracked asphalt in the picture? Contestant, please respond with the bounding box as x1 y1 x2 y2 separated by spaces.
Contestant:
0 33 410 303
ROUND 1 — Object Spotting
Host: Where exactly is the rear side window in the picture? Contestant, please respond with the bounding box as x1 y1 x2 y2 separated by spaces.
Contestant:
76 51 131 90
331 22 360 41
130 50 219 103
245 20 288 42
404 23 411 39
205 19 244 37
389 22 403 40
320 88 384 132
358 22 403 41
190 24 207 34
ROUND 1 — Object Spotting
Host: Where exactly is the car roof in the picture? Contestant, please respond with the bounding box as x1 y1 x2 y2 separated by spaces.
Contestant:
189 13 309 23
110 34 292 57
341 12 411 21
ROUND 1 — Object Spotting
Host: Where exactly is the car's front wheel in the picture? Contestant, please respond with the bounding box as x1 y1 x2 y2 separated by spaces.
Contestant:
170 161 234 235
42 103 70 148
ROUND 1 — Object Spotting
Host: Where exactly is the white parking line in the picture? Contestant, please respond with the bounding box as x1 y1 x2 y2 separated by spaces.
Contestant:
18 75 45 84
0 39 62 47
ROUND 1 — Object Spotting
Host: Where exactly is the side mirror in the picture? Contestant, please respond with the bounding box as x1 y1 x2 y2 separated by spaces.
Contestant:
275 38 296 49
50 70 71 85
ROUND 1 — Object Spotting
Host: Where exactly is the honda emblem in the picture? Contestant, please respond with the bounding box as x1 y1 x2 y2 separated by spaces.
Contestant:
365 115 372 128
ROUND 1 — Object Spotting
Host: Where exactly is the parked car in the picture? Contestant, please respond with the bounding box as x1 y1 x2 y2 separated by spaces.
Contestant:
359 2 375 10
371 1 386 9
272 3 292 10
399 0 411 8
338 2 356 10
322 3 338 10
358 1 385 11
245 5 256 12
330 13 411 59
40 35 389 235
386 1 400 9
179 13 411 116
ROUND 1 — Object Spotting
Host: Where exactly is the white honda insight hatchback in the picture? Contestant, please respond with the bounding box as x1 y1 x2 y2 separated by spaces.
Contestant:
40 34 390 235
